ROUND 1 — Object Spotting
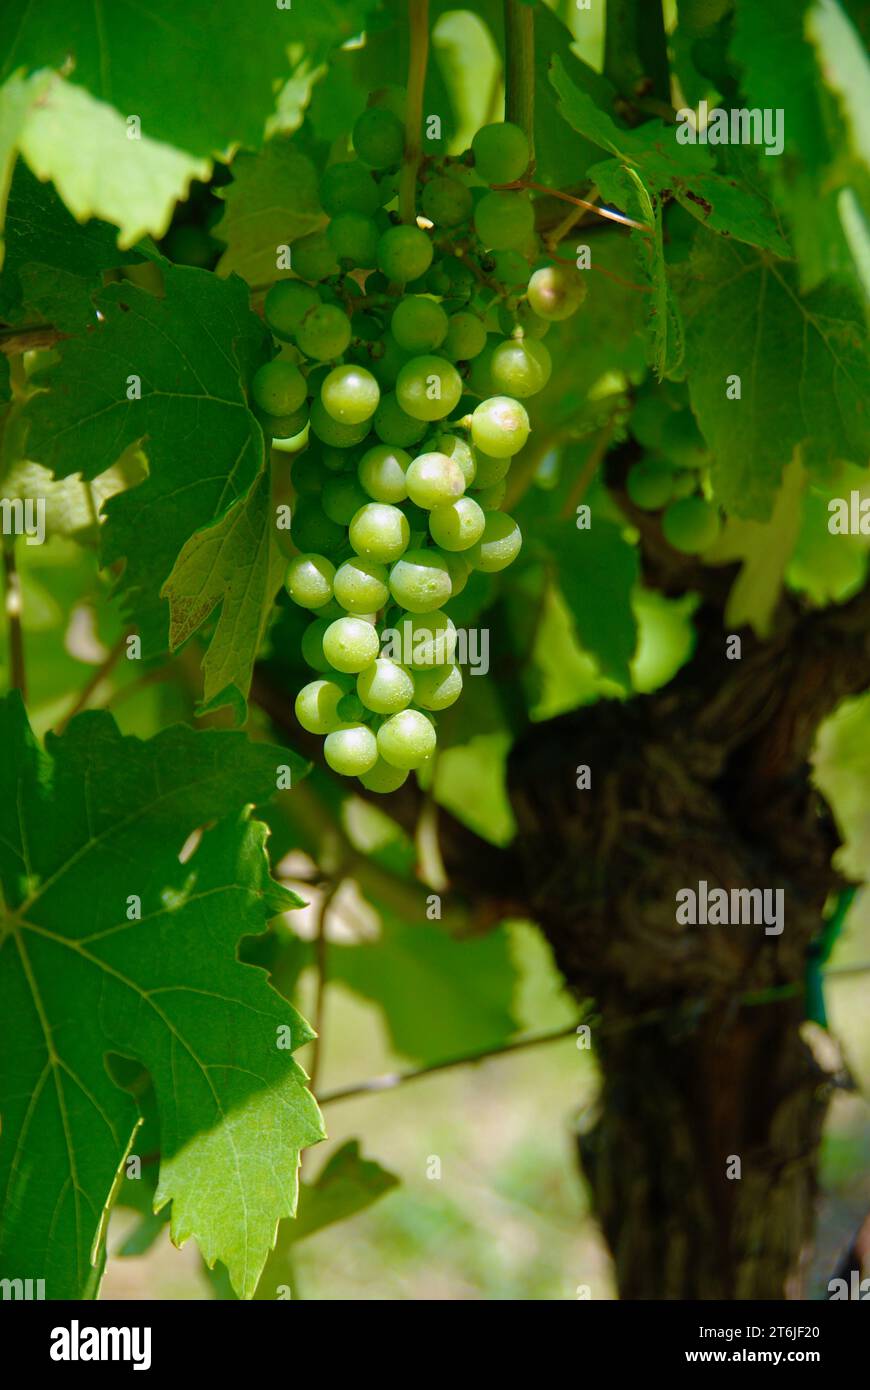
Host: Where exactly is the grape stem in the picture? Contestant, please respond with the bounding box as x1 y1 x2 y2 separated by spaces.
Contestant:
399 0 430 225
503 0 535 166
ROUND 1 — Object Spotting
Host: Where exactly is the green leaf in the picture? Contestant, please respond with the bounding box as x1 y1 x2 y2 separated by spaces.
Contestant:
0 694 320 1299
23 261 270 658
813 692 870 880
543 513 640 687
162 471 286 723
676 234 870 519
214 140 323 287
550 55 790 255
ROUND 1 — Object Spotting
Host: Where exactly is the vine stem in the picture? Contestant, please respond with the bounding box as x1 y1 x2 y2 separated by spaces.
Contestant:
3 543 26 701
398 0 430 225
503 0 535 162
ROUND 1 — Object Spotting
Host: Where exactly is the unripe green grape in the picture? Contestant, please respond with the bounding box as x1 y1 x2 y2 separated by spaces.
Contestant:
291 499 346 553
661 496 721 554
445 552 472 596
442 311 487 362
265 281 321 341
321 445 356 472
353 105 405 168
292 453 324 496
285 552 335 609
471 396 530 457
626 459 676 511
405 451 466 509
389 548 451 613
336 692 368 723
396 356 463 422
358 757 410 793
323 616 380 673
474 192 534 251
261 404 309 441
324 723 379 776
468 339 496 395
357 658 415 714
328 212 379 268
413 664 463 711
468 510 522 572
321 364 380 424
376 225 433 283
394 611 457 667
292 230 340 283
321 473 369 526
333 556 389 613
377 709 437 769
439 256 475 302
368 331 409 390
320 161 380 217
301 616 332 671
473 478 507 510
514 298 551 338
421 175 473 227
251 360 307 417
391 296 449 353
471 121 530 184
373 391 428 447
358 443 411 502
295 678 346 734
492 250 529 287
471 451 511 487
428 496 486 551
349 502 410 563
309 397 371 448
296 304 352 361
489 338 551 398
670 471 698 500
433 434 477 486
527 264 587 321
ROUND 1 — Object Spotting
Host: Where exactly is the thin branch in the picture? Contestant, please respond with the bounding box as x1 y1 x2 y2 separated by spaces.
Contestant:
3 543 26 701
54 632 129 734
399 0 430 225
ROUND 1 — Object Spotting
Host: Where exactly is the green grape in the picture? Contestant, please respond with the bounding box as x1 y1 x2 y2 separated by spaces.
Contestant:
357 658 415 714
291 498 346 553
353 106 405 168
376 225 433 283
389 548 451 613
301 616 333 671
324 724 379 776
445 552 471 596
393 611 457 667
309 397 371 448
336 692 368 723
295 678 346 734
377 709 437 769
421 175 473 227
261 404 309 441
164 224 215 267
492 250 529 287
626 460 676 510
471 450 511 487
670 471 698 499
395 356 463 422
320 161 381 217
442 311 487 362
433 433 477 486
405 451 466 509
468 510 522 572
292 453 324 496
358 757 410 793
321 364 380 424
333 556 390 613
474 192 534 251
292 230 340 283
321 445 357 472
471 396 530 457
349 502 410 563
251 360 307 417
473 478 507 510
413 664 463 711
323 616 380 673
468 339 496 396
358 443 411 502
439 256 475 302
515 298 551 339
265 281 320 341
296 304 352 361
321 473 370 526
328 212 379 268
471 121 530 184
489 338 551 398
428 496 486 551
661 496 721 554
527 264 587 321
373 392 428 447
285 553 335 609
391 296 449 353
368 331 409 390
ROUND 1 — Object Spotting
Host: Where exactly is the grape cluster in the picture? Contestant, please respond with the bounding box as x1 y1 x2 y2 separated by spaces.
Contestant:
626 458 721 556
251 107 586 791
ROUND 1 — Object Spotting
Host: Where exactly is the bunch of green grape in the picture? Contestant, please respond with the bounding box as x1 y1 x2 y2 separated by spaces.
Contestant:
250 104 587 792
625 458 721 556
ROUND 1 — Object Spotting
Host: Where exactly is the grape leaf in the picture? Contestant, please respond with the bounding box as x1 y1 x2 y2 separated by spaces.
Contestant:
0 694 320 1299
543 513 640 687
23 261 270 662
676 233 870 519
214 140 323 287
161 471 286 724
